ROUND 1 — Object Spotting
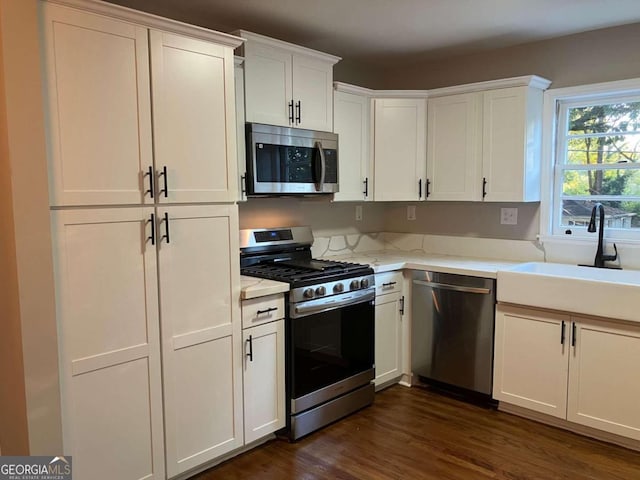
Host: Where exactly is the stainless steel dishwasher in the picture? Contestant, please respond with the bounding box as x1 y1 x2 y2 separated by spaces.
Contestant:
411 270 496 397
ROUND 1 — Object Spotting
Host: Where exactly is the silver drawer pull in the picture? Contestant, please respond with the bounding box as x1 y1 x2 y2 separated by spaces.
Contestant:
413 279 491 295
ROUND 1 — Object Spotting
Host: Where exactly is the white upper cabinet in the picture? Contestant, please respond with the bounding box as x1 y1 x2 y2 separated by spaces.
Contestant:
482 85 544 202
426 76 550 202
237 31 340 132
150 31 238 203
333 84 372 201
235 57 248 202
41 3 242 206
426 93 482 201
373 98 427 201
41 4 153 206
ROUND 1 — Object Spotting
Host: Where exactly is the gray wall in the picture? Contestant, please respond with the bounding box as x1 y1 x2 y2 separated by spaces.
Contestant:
378 22 640 90
238 198 386 237
383 202 540 241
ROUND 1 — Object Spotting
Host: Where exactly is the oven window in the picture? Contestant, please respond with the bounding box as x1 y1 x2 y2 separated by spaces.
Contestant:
290 300 374 399
255 143 338 184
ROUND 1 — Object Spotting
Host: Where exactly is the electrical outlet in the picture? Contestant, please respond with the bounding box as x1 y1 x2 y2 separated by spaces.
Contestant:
355 205 363 221
500 207 518 225
407 205 416 221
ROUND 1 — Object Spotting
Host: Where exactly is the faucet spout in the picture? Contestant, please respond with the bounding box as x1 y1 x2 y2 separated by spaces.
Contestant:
588 203 618 268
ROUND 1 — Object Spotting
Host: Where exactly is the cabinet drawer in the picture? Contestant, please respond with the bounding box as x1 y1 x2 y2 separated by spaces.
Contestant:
242 294 285 328
375 271 403 296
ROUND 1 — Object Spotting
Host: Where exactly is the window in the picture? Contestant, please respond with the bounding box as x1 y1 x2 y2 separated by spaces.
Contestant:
552 91 640 239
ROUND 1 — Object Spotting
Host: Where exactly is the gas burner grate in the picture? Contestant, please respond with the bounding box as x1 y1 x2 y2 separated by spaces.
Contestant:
241 259 372 285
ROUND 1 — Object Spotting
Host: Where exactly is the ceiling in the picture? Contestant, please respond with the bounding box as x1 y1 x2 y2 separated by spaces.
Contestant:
105 0 640 67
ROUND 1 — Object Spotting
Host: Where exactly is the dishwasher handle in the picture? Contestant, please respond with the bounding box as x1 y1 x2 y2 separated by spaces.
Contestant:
412 279 492 295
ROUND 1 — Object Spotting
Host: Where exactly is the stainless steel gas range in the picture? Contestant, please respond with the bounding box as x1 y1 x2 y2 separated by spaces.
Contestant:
240 226 375 440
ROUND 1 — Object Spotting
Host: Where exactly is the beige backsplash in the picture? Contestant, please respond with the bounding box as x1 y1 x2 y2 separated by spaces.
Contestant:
239 198 640 269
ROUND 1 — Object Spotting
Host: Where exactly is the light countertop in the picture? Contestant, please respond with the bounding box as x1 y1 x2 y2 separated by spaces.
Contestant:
323 251 518 278
240 251 517 300
240 275 289 300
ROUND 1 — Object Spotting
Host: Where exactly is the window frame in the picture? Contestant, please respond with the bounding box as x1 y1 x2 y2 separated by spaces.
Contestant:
541 78 640 243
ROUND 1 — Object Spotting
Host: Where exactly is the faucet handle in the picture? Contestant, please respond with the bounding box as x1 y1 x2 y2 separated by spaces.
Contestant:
603 243 618 263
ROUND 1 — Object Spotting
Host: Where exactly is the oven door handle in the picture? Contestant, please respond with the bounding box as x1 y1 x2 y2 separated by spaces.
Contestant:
314 140 326 192
291 289 375 318
413 279 491 295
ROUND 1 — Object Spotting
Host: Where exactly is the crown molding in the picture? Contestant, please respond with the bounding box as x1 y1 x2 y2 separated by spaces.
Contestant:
43 0 244 48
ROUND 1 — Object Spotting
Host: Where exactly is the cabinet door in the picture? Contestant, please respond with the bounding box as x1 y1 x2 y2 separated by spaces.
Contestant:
292 54 334 131
235 59 247 202
375 291 403 387
41 4 153 206
567 318 640 440
333 91 370 201
150 31 237 203
482 86 540 202
157 205 243 477
373 98 427 201
51 208 164 480
493 305 570 418
244 42 293 127
426 93 482 201
243 319 286 444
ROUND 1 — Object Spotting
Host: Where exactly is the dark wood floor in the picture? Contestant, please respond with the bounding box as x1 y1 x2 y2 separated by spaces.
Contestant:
194 385 640 480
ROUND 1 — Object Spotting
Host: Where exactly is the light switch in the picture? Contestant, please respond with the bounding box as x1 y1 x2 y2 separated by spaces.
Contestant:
355 205 363 221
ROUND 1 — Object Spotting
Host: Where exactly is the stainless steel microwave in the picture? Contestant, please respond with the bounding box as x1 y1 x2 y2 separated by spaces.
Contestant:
245 123 338 195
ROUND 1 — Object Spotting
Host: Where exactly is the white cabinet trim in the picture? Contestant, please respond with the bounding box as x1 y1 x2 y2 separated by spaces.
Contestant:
45 0 244 47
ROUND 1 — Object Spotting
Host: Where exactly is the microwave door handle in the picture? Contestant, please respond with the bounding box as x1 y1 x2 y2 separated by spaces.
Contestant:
315 141 326 192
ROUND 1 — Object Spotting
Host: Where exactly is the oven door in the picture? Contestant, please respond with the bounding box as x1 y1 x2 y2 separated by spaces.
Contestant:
288 290 375 413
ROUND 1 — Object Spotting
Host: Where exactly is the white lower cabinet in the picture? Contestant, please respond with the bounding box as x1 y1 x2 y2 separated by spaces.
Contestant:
52 208 165 480
158 205 243 477
374 272 405 387
242 318 286 444
493 305 569 418
494 304 640 441
52 205 243 480
567 317 640 440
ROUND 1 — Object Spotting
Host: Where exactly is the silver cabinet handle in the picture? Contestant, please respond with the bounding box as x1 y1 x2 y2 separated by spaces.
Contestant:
412 279 491 295
315 140 326 192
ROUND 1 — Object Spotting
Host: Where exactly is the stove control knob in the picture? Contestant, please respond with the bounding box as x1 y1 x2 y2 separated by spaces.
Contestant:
350 279 361 290
361 278 370 289
333 283 344 293
315 286 326 296
303 288 315 299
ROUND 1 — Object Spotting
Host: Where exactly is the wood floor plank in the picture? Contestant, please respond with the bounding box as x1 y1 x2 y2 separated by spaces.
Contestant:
193 386 640 479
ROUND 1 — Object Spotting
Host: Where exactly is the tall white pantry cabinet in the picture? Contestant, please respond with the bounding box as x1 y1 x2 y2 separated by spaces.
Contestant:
41 1 243 479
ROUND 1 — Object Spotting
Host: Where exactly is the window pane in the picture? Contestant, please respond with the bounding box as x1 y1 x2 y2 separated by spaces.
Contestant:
566 135 640 165
562 169 640 196
561 199 640 229
568 102 640 135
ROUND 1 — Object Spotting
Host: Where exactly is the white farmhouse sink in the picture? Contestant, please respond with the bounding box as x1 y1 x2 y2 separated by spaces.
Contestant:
497 262 640 323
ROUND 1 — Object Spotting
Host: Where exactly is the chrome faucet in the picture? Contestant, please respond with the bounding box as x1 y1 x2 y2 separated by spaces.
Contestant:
587 203 618 268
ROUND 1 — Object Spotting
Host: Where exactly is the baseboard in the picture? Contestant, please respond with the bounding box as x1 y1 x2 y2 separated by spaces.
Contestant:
173 434 275 480
499 402 640 452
